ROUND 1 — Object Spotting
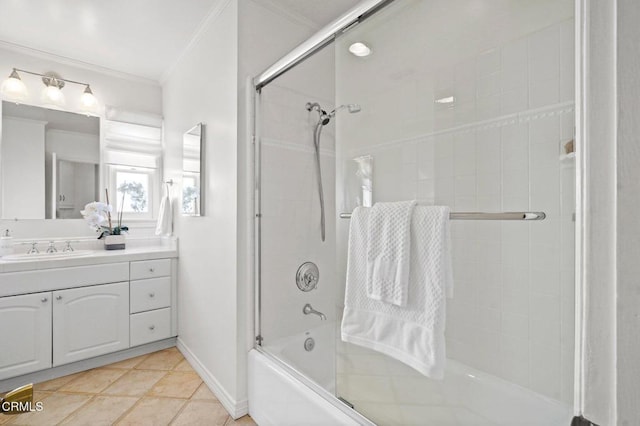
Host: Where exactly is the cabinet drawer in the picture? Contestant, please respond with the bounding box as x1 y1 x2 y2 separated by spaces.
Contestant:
130 277 171 314
130 308 171 347
130 259 171 280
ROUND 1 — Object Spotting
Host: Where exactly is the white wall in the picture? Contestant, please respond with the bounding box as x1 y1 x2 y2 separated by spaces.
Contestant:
162 0 242 413
617 1 640 422
0 46 162 238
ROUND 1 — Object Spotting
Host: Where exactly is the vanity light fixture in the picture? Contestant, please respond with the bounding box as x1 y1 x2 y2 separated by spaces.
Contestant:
0 69 28 102
41 74 66 108
348 42 372 57
1 68 98 114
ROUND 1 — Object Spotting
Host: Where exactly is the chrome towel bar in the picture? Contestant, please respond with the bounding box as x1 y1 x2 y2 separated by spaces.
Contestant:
339 211 546 220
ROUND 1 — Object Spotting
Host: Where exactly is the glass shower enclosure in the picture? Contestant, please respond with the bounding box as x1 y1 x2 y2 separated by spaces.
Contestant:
254 0 577 424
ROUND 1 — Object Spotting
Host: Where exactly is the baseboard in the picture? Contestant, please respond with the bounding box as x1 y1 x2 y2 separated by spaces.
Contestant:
176 337 248 419
0 338 177 393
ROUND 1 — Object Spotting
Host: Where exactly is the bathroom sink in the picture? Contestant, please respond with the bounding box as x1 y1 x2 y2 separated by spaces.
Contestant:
1 250 95 261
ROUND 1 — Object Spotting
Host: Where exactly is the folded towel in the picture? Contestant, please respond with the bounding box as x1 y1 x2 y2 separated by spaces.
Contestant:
155 186 173 236
342 205 453 379
366 200 417 306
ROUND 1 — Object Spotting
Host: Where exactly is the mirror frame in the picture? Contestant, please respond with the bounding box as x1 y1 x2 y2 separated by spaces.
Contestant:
182 123 205 217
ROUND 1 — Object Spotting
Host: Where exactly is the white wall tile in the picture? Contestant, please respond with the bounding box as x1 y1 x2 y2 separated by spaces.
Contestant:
528 25 560 84
476 48 501 77
529 79 560 109
529 343 561 399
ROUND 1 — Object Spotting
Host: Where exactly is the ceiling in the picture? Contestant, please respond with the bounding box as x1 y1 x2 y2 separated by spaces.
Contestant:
0 0 362 83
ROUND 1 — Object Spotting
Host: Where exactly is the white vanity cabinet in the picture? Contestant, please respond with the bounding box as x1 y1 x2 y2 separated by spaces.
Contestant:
129 260 172 347
0 249 178 384
52 282 130 366
0 292 52 380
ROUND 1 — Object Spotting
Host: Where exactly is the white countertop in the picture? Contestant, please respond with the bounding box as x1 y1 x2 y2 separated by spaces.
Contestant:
0 240 178 274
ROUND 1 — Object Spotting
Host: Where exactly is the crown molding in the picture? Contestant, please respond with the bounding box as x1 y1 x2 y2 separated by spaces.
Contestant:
159 0 233 85
249 0 320 31
0 40 160 86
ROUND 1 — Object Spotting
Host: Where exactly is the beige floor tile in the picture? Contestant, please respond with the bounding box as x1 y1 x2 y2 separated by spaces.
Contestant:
225 415 257 425
191 383 218 401
0 411 16 425
7 393 91 425
59 369 126 394
34 372 86 391
101 354 149 370
101 370 167 397
60 395 138 426
135 349 183 371
171 401 229 426
115 397 185 426
173 359 195 373
149 371 202 399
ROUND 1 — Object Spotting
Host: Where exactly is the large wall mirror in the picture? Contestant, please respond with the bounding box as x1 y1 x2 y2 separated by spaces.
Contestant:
182 123 204 216
1 101 99 219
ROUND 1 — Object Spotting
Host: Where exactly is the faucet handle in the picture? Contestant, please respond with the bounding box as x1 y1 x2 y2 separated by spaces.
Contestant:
27 242 39 254
47 241 57 253
63 241 74 252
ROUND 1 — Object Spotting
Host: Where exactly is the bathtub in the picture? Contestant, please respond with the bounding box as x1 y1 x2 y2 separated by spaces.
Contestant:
249 323 574 426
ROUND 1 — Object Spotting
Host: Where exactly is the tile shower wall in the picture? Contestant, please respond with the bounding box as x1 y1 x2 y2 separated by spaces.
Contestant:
337 18 575 403
259 48 338 344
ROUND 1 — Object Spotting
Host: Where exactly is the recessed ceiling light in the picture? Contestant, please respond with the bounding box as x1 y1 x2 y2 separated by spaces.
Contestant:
349 42 371 57
435 96 455 104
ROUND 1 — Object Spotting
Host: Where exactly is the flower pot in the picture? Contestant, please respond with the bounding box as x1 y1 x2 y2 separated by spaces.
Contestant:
104 234 125 250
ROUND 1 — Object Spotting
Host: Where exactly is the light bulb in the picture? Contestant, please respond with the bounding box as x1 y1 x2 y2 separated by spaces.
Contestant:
41 84 65 108
80 85 98 114
0 69 28 102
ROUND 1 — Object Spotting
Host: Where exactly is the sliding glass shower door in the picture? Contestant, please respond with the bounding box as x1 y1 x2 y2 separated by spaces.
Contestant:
333 0 576 424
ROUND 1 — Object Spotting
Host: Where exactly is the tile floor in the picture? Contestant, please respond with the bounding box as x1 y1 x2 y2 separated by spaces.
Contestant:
0 347 256 426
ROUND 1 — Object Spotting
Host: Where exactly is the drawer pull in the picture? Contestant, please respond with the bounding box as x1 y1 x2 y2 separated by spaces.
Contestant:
149 292 155 298
56 295 62 300
149 325 155 331
41 297 48 303
149 268 155 273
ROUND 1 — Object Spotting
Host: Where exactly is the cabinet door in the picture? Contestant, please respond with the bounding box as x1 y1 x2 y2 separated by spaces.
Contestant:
0 292 52 380
53 282 129 366
57 159 75 208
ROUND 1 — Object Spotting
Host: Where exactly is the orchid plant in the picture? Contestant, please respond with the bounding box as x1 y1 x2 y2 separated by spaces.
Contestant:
81 189 128 239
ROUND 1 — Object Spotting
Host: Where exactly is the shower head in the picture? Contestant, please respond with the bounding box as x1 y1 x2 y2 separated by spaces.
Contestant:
329 104 361 117
306 102 361 127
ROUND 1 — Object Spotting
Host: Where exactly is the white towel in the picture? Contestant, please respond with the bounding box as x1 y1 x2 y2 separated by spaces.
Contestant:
155 186 173 236
341 205 453 379
366 200 417 306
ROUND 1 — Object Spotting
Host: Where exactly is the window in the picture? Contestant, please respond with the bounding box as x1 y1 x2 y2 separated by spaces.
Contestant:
107 165 158 220
182 172 200 215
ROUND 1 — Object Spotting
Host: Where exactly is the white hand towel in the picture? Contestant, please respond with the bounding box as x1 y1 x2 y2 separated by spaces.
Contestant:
342 205 453 379
366 200 417 306
155 187 173 236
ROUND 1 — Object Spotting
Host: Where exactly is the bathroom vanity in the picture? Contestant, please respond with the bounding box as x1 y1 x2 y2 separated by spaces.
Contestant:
0 243 178 388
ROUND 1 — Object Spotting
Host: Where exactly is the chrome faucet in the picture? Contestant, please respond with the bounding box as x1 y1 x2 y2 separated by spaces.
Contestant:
27 242 39 254
46 241 57 254
303 303 326 321
63 241 74 252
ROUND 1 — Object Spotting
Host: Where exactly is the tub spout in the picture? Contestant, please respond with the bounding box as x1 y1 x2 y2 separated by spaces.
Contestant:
303 303 326 320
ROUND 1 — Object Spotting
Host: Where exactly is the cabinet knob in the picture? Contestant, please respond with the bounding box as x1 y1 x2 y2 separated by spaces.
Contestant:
41 297 48 303
149 292 155 298
56 295 62 300
149 268 155 273
149 325 155 331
